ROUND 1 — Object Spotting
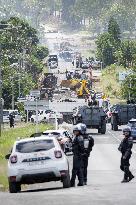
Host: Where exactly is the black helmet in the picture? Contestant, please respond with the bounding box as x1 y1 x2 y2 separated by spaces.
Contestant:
123 127 131 135
78 123 87 135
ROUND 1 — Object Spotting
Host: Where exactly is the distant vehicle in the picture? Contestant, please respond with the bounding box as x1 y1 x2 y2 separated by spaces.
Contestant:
48 54 58 66
6 136 70 193
127 119 136 140
43 129 73 153
50 61 58 69
81 61 90 69
72 105 107 134
111 104 136 131
91 60 101 69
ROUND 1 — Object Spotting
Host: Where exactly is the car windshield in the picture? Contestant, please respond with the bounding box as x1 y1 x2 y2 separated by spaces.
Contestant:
16 139 55 153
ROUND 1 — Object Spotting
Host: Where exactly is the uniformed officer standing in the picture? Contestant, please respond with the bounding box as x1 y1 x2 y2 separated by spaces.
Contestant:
9 113 15 128
118 127 134 183
71 125 84 187
79 123 94 185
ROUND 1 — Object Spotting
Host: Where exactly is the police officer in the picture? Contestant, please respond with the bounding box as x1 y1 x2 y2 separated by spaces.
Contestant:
118 127 134 183
71 124 84 187
9 113 15 128
79 123 94 185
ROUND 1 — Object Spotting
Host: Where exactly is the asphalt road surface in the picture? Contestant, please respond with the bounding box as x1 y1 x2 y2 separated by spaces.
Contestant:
1 124 136 205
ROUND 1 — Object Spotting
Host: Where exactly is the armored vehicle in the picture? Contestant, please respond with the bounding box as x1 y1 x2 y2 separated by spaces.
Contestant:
111 104 136 131
72 105 107 134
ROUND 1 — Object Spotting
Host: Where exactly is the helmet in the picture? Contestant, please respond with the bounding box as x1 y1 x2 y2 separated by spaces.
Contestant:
73 124 82 133
123 127 131 135
78 123 87 135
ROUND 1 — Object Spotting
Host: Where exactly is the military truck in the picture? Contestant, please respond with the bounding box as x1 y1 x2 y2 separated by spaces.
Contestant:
72 105 107 134
111 104 136 131
41 73 57 100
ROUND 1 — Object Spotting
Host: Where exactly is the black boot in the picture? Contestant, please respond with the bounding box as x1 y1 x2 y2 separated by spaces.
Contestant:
77 183 84 186
121 179 129 183
70 181 75 187
129 173 135 182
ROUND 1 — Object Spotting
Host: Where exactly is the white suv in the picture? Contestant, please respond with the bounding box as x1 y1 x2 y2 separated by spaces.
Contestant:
6 136 70 193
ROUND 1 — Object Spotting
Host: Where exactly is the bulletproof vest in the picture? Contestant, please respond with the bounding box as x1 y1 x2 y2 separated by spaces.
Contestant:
119 136 133 155
72 135 84 156
83 134 94 152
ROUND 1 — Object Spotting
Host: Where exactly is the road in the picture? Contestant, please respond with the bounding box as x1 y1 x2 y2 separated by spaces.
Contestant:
1 124 136 205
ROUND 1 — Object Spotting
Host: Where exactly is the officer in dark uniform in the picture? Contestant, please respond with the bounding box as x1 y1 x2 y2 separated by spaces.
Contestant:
71 125 84 187
118 127 134 183
9 113 15 128
79 123 94 185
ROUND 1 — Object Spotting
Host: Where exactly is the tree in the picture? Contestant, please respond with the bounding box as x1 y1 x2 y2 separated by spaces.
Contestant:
1 17 48 108
108 17 121 46
122 74 136 101
96 32 115 67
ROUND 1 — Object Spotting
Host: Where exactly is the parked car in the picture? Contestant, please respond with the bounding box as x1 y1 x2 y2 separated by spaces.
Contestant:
6 136 70 193
81 61 90 69
50 61 58 69
127 119 136 140
43 129 73 154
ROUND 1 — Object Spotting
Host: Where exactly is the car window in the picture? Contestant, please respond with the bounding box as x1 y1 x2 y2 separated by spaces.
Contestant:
16 140 55 153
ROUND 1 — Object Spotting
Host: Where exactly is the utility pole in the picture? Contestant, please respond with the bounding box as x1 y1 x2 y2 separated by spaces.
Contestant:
0 53 2 137
10 77 14 110
128 78 132 101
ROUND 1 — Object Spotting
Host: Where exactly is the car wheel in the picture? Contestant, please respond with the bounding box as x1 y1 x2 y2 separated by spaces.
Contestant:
98 128 101 133
62 173 70 188
9 182 21 193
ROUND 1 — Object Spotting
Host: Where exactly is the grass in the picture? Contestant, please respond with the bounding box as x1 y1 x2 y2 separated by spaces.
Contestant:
0 123 53 191
93 64 127 104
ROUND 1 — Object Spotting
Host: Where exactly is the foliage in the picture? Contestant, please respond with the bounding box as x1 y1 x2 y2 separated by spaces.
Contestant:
96 32 115 66
0 17 48 108
121 73 136 101
96 18 136 68
100 64 125 99
0 1 135 32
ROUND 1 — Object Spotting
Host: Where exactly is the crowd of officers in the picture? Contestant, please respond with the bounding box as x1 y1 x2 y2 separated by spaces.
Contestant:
70 124 134 187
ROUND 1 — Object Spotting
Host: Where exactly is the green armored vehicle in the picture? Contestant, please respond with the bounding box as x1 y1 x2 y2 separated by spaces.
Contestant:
72 105 107 134
111 104 136 131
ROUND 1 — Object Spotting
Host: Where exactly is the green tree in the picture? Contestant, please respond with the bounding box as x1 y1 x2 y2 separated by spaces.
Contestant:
122 74 136 101
108 17 121 45
96 32 115 67
1 17 48 108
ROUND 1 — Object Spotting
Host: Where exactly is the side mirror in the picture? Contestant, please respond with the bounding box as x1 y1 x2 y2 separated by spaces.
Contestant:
5 154 11 160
